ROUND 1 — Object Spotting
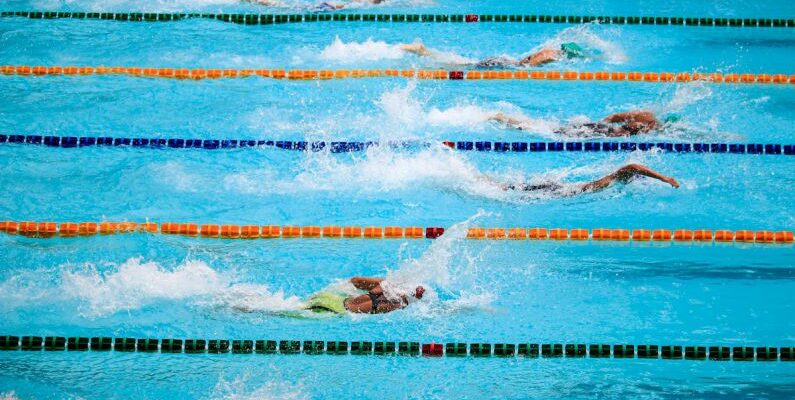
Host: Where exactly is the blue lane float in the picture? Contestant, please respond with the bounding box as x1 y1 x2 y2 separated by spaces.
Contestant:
1 134 793 155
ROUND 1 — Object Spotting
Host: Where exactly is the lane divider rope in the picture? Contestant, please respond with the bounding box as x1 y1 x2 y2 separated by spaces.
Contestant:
2 65 794 85
0 336 792 361
2 222 793 244
1 11 794 28
2 134 795 155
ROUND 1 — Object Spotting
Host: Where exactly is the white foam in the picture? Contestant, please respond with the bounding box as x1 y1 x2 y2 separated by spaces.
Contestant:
0 392 19 400
375 82 557 134
320 36 406 62
0 258 303 317
664 80 713 113
211 373 308 400
534 24 628 65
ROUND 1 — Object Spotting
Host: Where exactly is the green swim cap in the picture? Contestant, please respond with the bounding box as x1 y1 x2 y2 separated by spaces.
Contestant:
663 113 681 124
560 42 586 59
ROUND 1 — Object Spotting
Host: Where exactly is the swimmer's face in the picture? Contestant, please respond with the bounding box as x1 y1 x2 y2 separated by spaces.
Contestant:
414 286 425 299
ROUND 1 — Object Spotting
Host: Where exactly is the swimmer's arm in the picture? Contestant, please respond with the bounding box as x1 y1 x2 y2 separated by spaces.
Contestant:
350 277 383 290
489 112 528 130
603 111 656 124
476 173 515 191
399 43 432 57
520 48 561 66
580 163 679 193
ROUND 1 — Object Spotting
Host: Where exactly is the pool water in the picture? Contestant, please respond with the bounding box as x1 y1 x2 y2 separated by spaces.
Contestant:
1 0 795 398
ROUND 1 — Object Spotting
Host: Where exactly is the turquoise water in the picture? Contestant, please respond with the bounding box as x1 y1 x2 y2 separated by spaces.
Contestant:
1 0 795 398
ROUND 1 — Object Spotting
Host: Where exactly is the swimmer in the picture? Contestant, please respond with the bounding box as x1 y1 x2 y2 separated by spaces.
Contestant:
305 277 425 314
490 110 679 137
399 41 587 68
483 163 679 197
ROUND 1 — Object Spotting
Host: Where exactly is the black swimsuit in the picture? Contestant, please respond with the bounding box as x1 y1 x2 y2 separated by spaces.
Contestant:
554 122 615 136
474 56 518 69
368 292 382 314
505 182 564 193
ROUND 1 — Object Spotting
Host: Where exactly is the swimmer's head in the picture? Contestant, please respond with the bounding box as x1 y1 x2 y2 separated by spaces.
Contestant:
560 42 586 59
414 286 425 299
662 113 681 124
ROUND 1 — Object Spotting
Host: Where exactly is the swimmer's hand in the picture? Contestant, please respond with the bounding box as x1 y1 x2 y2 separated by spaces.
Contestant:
664 176 680 188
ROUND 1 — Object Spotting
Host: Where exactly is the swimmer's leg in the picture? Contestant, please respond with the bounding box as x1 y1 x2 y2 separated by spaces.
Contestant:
580 163 680 193
344 294 373 313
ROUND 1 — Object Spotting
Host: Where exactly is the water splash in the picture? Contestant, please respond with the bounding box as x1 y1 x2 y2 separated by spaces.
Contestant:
374 82 559 135
320 36 406 62
384 211 504 315
211 372 308 400
0 392 19 400
533 24 628 65
0 258 303 317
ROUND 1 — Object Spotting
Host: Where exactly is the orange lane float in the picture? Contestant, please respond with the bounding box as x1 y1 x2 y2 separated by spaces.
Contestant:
714 230 735 242
735 230 755 243
99 222 119 235
343 226 362 238
775 231 794 243
611 229 630 241
384 226 404 238
322 226 342 238
755 230 775 243
507 228 527 240
487 228 506 240
549 228 568 240
281 226 301 238
37 222 57 238
200 224 220 238
178 223 198 237
405 227 424 238
220 224 241 239
78 222 97 236
467 228 486 239
652 229 672 241
592 228 611 240
6 66 795 86
18 221 37 237
528 228 548 239
673 229 694 242
301 226 321 238
693 229 713 242
241 225 261 239
262 225 281 238
570 229 589 240
364 226 383 238
0 222 792 245
632 229 651 241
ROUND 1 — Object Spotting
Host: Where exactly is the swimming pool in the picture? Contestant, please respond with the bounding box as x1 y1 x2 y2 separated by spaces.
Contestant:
1 0 795 398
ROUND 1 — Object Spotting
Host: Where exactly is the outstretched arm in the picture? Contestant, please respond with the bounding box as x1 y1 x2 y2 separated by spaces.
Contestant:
349 277 383 291
489 112 530 130
399 43 432 57
580 163 679 193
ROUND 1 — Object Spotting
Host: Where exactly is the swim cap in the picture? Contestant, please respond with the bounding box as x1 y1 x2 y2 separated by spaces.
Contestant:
560 42 586 59
663 113 681 124
414 286 425 299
